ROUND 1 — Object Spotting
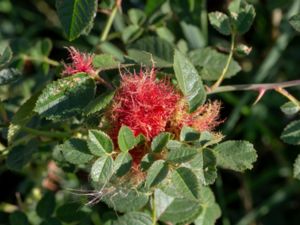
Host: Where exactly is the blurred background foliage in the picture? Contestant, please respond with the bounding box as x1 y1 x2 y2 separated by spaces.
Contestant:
1 0 300 224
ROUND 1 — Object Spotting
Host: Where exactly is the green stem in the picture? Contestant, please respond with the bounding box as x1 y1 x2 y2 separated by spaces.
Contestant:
201 0 208 45
21 55 59 66
151 194 156 225
100 0 121 42
211 33 236 90
21 127 70 139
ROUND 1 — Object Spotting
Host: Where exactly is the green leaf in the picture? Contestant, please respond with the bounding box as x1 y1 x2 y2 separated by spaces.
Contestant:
84 91 115 115
121 25 143 43
151 132 171 153
56 203 86 223
157 182 214 224
92 54 119 70
146 160 168 188
140 153 155 171
195 187 221 225
156 27 175 43
198 186 216 206
231 4 256 35
6 143 37 171
40 218 62 225
127 36 174 67
128 9 146 25
289 14 300 32
145 0 165 15
208 12 231 35
36 192 55 219
103 188 149 213
173 49 206 112
188 149 217 185
135 133 146 145
180 126 200 142
166 140 198 163
159 197 202 224
213 140 257 171
112 212 152 225
114 152 132 176
281 120 300 145
0 142 5 151
56 0 98 41
228 0 241 14
8 93 39 143
88 130 114 156
171 167 200 200
154 189 175 218
0 45 12 67
195 203 221 225
30 39 53 58
0 68 21 85
10 94 39 125
293 154 300 179
98 41 125 61
197 131 223 147
280 102 300 115
118 126 136 152
59 138 93 165
41 38 53 56
34 73 96 120
180 21 206 48
90 155 113 183
9 211 30 225
189 48 241 81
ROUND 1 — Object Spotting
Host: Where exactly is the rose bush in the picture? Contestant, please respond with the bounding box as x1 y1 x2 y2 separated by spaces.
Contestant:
1 0 300 225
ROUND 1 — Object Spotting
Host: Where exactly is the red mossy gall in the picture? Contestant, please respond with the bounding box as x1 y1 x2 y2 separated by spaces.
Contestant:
110 68 180 140
62 47 95 76
171 100 222 134
107 68 222 171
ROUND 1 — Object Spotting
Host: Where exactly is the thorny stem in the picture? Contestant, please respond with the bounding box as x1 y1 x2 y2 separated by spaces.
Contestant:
208 79 300 94
208 79 300 106
21 127 70 139
211 33 236 90
100 0 122 42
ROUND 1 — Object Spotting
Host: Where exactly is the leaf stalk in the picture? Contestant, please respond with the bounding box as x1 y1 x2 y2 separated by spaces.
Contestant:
211 33 236 90
100 0 122 42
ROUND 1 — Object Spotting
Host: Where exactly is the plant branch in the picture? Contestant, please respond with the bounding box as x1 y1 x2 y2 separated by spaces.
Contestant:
21 127 70 139
208 79 300 94
21 55 60 66
211 33 236 90
100 0 121 42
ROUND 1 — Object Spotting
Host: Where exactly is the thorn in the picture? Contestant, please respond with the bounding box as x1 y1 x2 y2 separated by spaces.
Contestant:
252 88 266 106
205 85 212 93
